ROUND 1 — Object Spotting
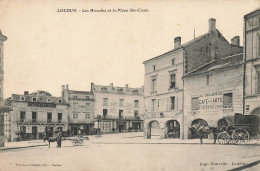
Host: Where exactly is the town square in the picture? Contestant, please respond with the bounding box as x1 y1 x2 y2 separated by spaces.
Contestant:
0 0 260 170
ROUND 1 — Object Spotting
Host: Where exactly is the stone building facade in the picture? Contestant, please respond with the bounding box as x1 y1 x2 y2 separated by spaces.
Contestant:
143 18 243 139
183 53 244 139
91 83 144 133
244 8 260 117
62 84 95 135
4 91 68 141
0 30 7 146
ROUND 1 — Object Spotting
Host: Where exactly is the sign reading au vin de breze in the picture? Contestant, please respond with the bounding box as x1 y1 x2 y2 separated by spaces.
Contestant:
28 102 56 108
199 92 223 110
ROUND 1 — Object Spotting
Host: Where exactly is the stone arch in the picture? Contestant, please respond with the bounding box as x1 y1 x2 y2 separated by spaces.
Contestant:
165 120 180 139
146 120 160 139
250 107 260 116
189 118 208 139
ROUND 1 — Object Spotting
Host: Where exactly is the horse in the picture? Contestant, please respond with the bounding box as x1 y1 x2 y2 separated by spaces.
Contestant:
43 136 58 148
190 123 219 144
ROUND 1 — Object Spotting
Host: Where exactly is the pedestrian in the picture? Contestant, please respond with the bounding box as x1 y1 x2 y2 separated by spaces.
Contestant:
57 128 62 148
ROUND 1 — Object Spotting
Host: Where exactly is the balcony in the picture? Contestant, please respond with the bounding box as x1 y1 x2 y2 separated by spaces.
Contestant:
20 119 25 123
97 115 142 121
47 119 52 123
32 119 37 123
58 120 62 123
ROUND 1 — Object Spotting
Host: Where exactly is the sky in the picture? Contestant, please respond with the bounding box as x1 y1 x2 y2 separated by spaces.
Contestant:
0 0 259 98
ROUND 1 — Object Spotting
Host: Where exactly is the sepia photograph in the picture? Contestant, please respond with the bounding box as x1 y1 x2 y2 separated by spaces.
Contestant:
0 0 260 170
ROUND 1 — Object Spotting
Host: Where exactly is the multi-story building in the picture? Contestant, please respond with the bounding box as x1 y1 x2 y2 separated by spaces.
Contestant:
4 91 68 141
62 84 95 135
244 8 260 118
143 18 243 139
91 83 144 133
0 30 7 146
183 53 244 139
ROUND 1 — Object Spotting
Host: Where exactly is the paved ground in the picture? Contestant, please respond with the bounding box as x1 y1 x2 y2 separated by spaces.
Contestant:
0 132 260 171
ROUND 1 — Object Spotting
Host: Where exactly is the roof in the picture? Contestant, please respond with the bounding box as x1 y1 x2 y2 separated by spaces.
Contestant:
143 32 209 64
184 53 243 77
92 84 143 96
11 93 67 104
244 7 260 18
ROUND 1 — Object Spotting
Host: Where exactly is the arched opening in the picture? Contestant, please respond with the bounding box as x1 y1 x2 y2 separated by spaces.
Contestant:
190 119 208 139
250 107 260 135
166 120 180 138
147 120 160 139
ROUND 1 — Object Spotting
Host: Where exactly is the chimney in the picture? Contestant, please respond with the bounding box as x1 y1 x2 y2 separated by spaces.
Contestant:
174 37 181 49
91 82 94 91
66 84 69 90
61 85 65 98
126 84 129 91
231 36 240 46
24 91 29 95
110 83 113 88
208 18 216 33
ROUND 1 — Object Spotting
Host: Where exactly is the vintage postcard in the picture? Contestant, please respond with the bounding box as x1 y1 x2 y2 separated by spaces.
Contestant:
0 0 260 170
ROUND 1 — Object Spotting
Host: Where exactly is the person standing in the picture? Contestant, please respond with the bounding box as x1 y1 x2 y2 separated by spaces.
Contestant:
57 128 62 148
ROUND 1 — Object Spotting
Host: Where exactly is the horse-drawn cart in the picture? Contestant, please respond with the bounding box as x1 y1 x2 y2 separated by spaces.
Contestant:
217 113 259 144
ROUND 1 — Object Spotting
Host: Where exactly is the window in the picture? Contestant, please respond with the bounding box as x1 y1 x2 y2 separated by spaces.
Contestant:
85 113 90 119
58 113 62 122
172 59 175 65
74 96 78 99
73 102 78 109
32 112 37 123
119 110 123 118
103 109 108 118
258 72 260 94
153 65 156 71
191 97 199 110
170 74 176 89
103 98 108 106
47 112 52 123
47 98 51 103
32 97 36 102
20 96 25 101
151 79 157 93
258 36 260 57
223 93 232 108
206 75 210 85
119 99 124 107
134 100 139 108
170 97 175 110
86 103 91 110
73 113 78 119
134 110 139 117
151 99 156 111
20 111 26 122
58 99 62 104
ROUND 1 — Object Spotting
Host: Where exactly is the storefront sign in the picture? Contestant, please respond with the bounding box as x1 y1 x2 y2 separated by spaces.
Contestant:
28 102 56 108
199 91 223 110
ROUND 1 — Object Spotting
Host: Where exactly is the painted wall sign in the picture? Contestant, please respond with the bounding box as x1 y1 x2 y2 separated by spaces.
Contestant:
199 92 223 110
28 102 56 108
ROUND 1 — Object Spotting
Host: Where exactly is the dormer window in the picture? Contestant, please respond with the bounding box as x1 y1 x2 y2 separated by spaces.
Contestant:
47 98 51 103
32 97 36 102
58 99 62 104
117 88 123 93
132 89 139 94
20 96 25 101
101 87 107 91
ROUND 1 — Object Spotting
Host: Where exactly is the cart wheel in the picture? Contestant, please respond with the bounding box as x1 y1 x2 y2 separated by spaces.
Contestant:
217 132 230 144
72 140 78 146
232 128 249 144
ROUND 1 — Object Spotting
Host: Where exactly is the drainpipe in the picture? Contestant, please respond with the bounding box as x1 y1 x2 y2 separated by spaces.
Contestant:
182 49 185 139
242 16 246 115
